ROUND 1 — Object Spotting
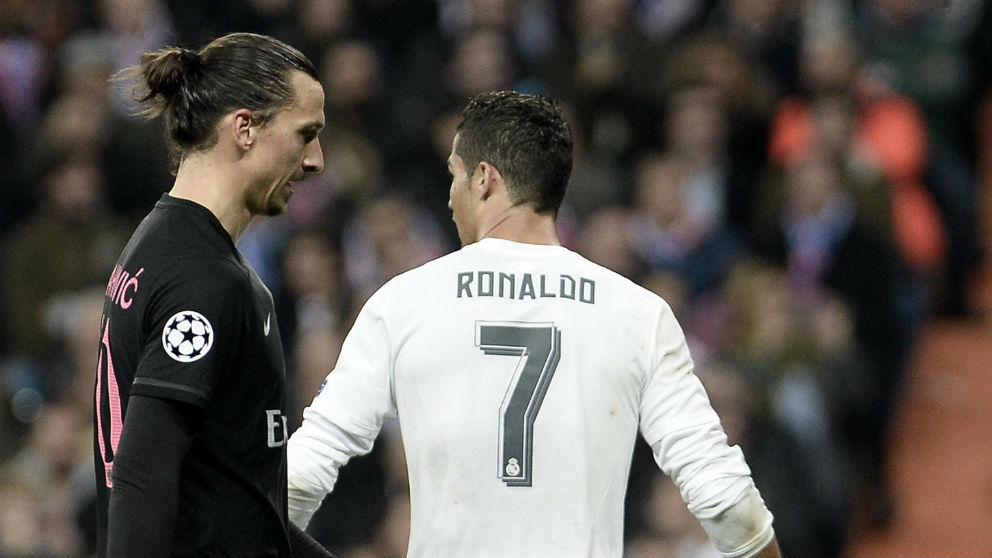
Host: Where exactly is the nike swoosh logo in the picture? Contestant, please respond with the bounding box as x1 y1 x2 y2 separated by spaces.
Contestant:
264 313 271 336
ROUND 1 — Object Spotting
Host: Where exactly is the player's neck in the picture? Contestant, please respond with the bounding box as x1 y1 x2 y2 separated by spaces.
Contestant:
476 205 560 246
170 154 253 243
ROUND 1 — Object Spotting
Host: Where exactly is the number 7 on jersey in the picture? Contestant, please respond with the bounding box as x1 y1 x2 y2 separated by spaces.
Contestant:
476 321 561 487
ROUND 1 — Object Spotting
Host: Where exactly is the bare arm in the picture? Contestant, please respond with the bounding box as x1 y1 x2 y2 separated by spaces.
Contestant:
752 536 781 558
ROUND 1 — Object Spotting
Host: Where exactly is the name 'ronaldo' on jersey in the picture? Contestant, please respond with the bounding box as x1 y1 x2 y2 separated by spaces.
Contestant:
456 270 596 304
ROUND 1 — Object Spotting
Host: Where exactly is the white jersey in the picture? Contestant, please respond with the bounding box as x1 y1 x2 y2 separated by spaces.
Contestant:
288 238 774 557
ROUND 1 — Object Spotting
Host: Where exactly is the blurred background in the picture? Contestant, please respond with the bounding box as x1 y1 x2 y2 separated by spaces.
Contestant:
2 0 992 556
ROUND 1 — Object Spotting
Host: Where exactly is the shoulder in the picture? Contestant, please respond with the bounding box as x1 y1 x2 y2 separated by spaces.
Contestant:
146 254 253 312
378 248 464 289
561 247 662 300
350 247 478 319
141 256 255 353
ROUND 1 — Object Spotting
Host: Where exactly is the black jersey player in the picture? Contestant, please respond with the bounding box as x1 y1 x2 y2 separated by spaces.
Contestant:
93 32 331 557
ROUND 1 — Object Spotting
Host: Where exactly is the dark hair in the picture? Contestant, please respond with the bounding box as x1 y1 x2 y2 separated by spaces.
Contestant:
455 90 573 215
120 32 319 152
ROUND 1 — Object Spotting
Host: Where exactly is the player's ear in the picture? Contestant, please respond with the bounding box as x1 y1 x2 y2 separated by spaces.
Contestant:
477 161 502 201
231 108 254 151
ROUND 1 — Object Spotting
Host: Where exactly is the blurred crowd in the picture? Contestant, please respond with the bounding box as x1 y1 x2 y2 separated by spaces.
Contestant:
2 0 992 556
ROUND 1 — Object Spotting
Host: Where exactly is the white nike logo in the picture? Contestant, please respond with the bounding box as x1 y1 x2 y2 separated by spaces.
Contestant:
264 313 271 336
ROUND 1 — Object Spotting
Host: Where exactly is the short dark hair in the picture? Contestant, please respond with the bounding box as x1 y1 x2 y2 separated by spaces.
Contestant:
120 32 319 152
455 90 573 215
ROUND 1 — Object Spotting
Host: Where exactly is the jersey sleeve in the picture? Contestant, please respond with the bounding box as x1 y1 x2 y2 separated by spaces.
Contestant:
131 257 250 408
638 302 719 447
287 284 397 528
638 303 774 556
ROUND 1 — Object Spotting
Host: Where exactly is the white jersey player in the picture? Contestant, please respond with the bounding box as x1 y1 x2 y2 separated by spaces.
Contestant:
287 90 780 558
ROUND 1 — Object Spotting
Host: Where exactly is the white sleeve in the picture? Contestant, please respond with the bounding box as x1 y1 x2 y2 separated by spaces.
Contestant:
640 306 774 557
696 487 775 558
649 426 774 558
286 290 397 528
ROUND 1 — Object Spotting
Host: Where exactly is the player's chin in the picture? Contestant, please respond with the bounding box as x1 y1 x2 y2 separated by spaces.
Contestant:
265 204 288 217
266 184 294 216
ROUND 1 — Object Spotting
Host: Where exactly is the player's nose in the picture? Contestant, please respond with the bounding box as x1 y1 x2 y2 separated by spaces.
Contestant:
303 139 324 174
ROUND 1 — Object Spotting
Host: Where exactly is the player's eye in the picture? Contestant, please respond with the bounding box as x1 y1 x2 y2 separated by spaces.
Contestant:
301 125 322 143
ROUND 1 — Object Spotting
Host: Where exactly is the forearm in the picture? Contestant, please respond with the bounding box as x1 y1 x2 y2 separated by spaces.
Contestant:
107 395 198 557
107 479 177 557
751 536 781 558
286 424 368 528
287 406 379 527
696 487 776 558
650 425 775 558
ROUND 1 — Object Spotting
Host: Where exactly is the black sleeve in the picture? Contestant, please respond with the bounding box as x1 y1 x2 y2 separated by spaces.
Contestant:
288 522 336 558
107 394 201 558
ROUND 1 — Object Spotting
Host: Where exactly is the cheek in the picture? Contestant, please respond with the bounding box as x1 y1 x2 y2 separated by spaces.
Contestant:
454 182 472 213
269 137 301 168
283 145 303 169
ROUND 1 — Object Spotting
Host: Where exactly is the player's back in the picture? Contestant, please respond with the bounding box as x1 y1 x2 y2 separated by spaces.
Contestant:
376 238 695 557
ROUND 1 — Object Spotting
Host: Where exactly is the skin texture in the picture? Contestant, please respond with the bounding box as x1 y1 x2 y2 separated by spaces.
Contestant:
446 134 560 248
170 70 326 242
242 72 326 217
446 134 480 245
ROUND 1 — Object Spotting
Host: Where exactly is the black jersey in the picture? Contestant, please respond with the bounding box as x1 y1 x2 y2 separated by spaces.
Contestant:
93 194 291 557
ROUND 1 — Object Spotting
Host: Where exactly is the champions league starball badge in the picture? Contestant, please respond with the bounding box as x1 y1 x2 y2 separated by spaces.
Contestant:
162 310 214 362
